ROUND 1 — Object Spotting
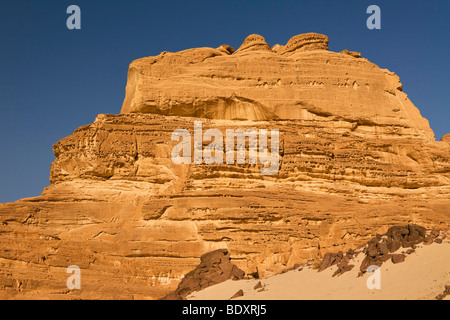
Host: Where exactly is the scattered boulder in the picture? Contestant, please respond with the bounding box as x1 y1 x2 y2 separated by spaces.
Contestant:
254 282 263 290
316 225 440 276
435 285 450 300
318 250 356 277
332 264 354 277
360 224 428 273
392 254 406 264
318 251 343 272
161 249 245 300
230 289 244 299
377 242 389 255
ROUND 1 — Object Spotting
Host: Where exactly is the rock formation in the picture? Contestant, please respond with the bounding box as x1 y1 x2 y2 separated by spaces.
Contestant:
317 224 443 277
121 32 433 141
442 133 450 144
187 229 450 300
161 249 245 300
0 33 449 300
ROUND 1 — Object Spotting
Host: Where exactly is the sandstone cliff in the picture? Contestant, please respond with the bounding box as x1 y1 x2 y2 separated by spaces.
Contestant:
0 33 449 300
121 33 434 140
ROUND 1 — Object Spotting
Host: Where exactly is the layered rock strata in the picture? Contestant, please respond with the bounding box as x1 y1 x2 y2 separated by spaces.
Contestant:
0 33 449 300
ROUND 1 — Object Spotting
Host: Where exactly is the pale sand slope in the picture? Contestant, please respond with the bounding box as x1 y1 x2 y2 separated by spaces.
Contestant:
188 241 450 300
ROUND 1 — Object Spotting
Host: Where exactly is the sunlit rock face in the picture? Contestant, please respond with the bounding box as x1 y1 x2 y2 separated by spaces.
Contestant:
121 32 434 141
0 33 449 300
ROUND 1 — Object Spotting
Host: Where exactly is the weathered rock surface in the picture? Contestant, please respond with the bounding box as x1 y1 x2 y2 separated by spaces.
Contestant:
230 289 244 300
187 231 450 300
316 225 446 277
435 285 450 300
162 249 244 300
442 133 450 144
121 33 434 141
0 33 449 300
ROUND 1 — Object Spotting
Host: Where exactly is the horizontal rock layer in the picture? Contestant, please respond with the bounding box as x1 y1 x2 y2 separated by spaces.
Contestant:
1 112 449 299
1 33 449 299
121 33 434 142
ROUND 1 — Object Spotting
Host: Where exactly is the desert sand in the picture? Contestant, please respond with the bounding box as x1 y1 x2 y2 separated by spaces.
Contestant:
189 241 450 300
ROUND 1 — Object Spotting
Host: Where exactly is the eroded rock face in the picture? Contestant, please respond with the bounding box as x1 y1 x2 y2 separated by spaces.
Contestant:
120 32 434 142
161 249 245 300
280 32 329 54
235 34 272 53
442 133 450 144
0 33 449 300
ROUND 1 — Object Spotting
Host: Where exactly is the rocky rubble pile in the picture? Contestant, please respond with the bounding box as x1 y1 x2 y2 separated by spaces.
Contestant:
318 225 445 276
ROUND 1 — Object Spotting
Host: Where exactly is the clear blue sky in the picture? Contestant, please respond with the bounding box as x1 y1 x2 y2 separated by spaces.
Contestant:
1 0 449 203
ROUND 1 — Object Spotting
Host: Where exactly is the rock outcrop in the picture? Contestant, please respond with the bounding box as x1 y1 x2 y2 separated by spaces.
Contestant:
317 224 444 277
0 32 449 300
120 32 434 142
281 32 329 54
442 133 450 144
235 34 272 53
187 230 450 300
162 249 245 300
